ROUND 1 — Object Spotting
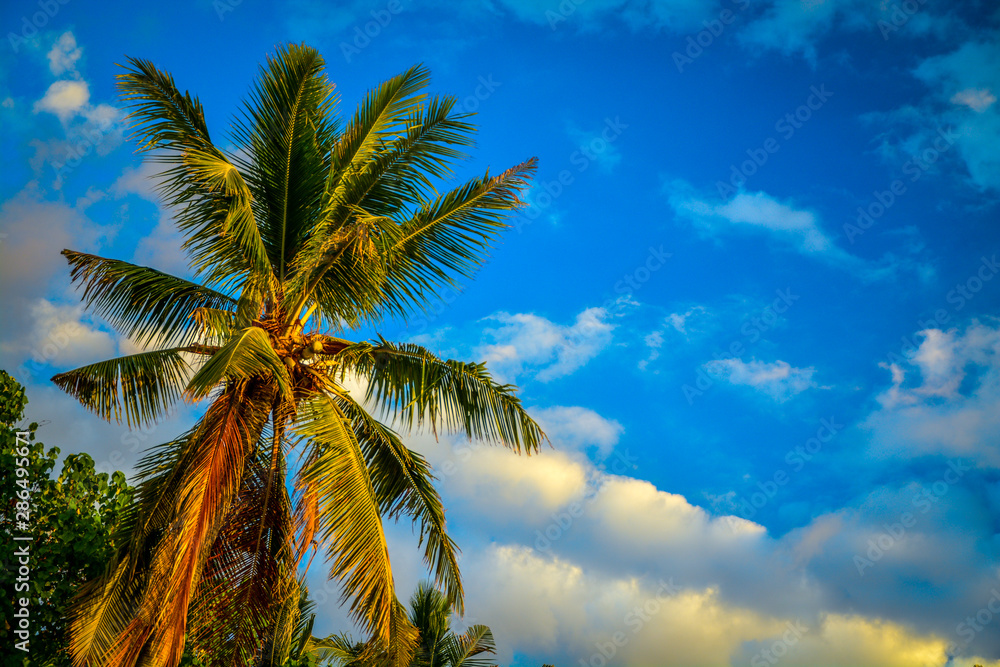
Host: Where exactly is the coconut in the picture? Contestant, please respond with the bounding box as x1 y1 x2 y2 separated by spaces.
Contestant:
311 339 324 354
301 348 314 361
284 357 296 369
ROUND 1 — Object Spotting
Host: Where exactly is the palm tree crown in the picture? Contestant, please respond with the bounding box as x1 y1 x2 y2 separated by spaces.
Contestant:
53 43 545 667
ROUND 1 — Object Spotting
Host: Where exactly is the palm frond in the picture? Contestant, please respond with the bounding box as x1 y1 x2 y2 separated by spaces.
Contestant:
294 393 397 649
231 43 339 284
62 250 236 346
337 339 546 453
335 393 463 613
185 327 290 401
106 380 275 667
189 435 296 667
375 158 537 320
118 58 275 294
51 347 202 428
441 625 497 667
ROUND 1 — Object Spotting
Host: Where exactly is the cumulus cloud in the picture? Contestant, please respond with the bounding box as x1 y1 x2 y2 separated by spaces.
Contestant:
532 405 624 458
704 357 817 401
863 321 1000 467
34 80 90 122
476 307 615 382
47 31 83 76
385 400 1000 664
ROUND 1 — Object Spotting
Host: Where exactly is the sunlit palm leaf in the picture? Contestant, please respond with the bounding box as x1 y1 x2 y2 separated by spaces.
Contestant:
335 392 463 613
337 339 545 453
294 393 399 651
106 380 275 667
52 347 204 428
62 250 236 347
185 327 291 400
118 57 274 293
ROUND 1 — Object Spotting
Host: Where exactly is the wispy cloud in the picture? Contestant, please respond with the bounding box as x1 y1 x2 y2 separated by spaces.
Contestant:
665 179 933 281
476 306 615 382
704 357 818 401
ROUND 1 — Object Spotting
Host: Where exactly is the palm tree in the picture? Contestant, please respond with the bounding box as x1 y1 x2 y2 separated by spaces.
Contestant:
52 43 545 667
325 581 498 667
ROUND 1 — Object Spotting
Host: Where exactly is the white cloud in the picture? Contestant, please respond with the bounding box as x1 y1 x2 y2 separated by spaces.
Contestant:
12 299 116 367
47 31 82 76
864 321 1000 466
951 88 997 113
704 358 817 401
533 405 624 458
112 161 166 201
34 80 90 122
490 0 718 33
668 182 847 258
666 180 931 280
477 307 614 382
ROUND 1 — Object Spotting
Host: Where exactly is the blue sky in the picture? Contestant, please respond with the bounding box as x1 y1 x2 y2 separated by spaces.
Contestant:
2 0 1000 665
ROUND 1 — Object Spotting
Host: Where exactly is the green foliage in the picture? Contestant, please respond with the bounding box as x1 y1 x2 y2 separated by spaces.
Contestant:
0 371 134 667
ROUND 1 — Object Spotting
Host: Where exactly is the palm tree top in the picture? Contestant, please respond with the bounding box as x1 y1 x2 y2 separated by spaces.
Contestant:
53 43 546 667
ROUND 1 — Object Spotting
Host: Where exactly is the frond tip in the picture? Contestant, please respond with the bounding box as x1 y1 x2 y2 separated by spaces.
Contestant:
51 348 194 428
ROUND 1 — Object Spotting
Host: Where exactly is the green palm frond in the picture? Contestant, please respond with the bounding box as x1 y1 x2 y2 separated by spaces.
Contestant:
337 339 546 453
335 393 463 614
118 57 274 292
62 250 236 346
185 327 291 400
51 347 204 428
441 625 497 667
231 43 339 284
376 158 537 320
294 393 400 651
